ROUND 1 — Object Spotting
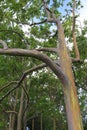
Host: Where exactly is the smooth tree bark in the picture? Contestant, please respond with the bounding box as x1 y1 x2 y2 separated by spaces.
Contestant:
8 89 18 130
23 79 29 130
17 87 25 130
17 79 29 130
56 19 83 130
9 113 15 130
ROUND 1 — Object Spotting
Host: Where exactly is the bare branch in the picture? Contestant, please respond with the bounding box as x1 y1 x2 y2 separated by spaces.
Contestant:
0 48 68 85
0 76 24 102
30 19 47 26
72 0 80 60
8 18 47 26
43 0 56 23
0 59 60 99
0 63 46 102
0 81 18 92
0 30 29 46
0 40 8 49
0 59 61 102
36 48 57 53
72 58 83 63
43 0 51 19
52 30 58 38
5 111 17 114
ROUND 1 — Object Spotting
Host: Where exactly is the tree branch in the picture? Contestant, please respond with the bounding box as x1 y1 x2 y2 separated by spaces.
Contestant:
5 110 17 114
7 16 47 26
0 30 29 46
71 58 83 63
0 81 18 92
30 19 47 26
36 47 57 53
0 59 61 102
0 48 69 102
43 0 56 23
43 0 52 19
0 40 8 49
72 0 80 60
0 48 68 86
0 63 47 102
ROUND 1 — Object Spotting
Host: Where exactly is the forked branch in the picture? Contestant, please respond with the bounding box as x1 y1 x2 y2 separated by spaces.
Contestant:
0 81 18 92
0 63 47 102
0 48 68 85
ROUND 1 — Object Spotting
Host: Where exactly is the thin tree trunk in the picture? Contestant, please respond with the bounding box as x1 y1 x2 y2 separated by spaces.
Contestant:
32 118 34 130
23 100 27 130
23 79 28 130
72 0 80 60
53 117 56 130
9 113 13 130
41 114 42 130
8 89 18 130
17 88 25 130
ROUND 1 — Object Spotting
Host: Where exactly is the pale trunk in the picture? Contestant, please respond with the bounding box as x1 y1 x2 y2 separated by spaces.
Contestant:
9 113 14 130
23 79 28 130
9 113 16 130
9 90 18 130
17 88 25 130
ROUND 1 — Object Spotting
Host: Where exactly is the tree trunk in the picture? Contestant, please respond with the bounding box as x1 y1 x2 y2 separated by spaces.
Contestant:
17 88 25 130
9 113 16 130
56 20 83 130
23 100 28 130
9 113 13 130
53 117 56 130
41 114 42 130
32 118 34 130
23 79 28 130
8 89 18 130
